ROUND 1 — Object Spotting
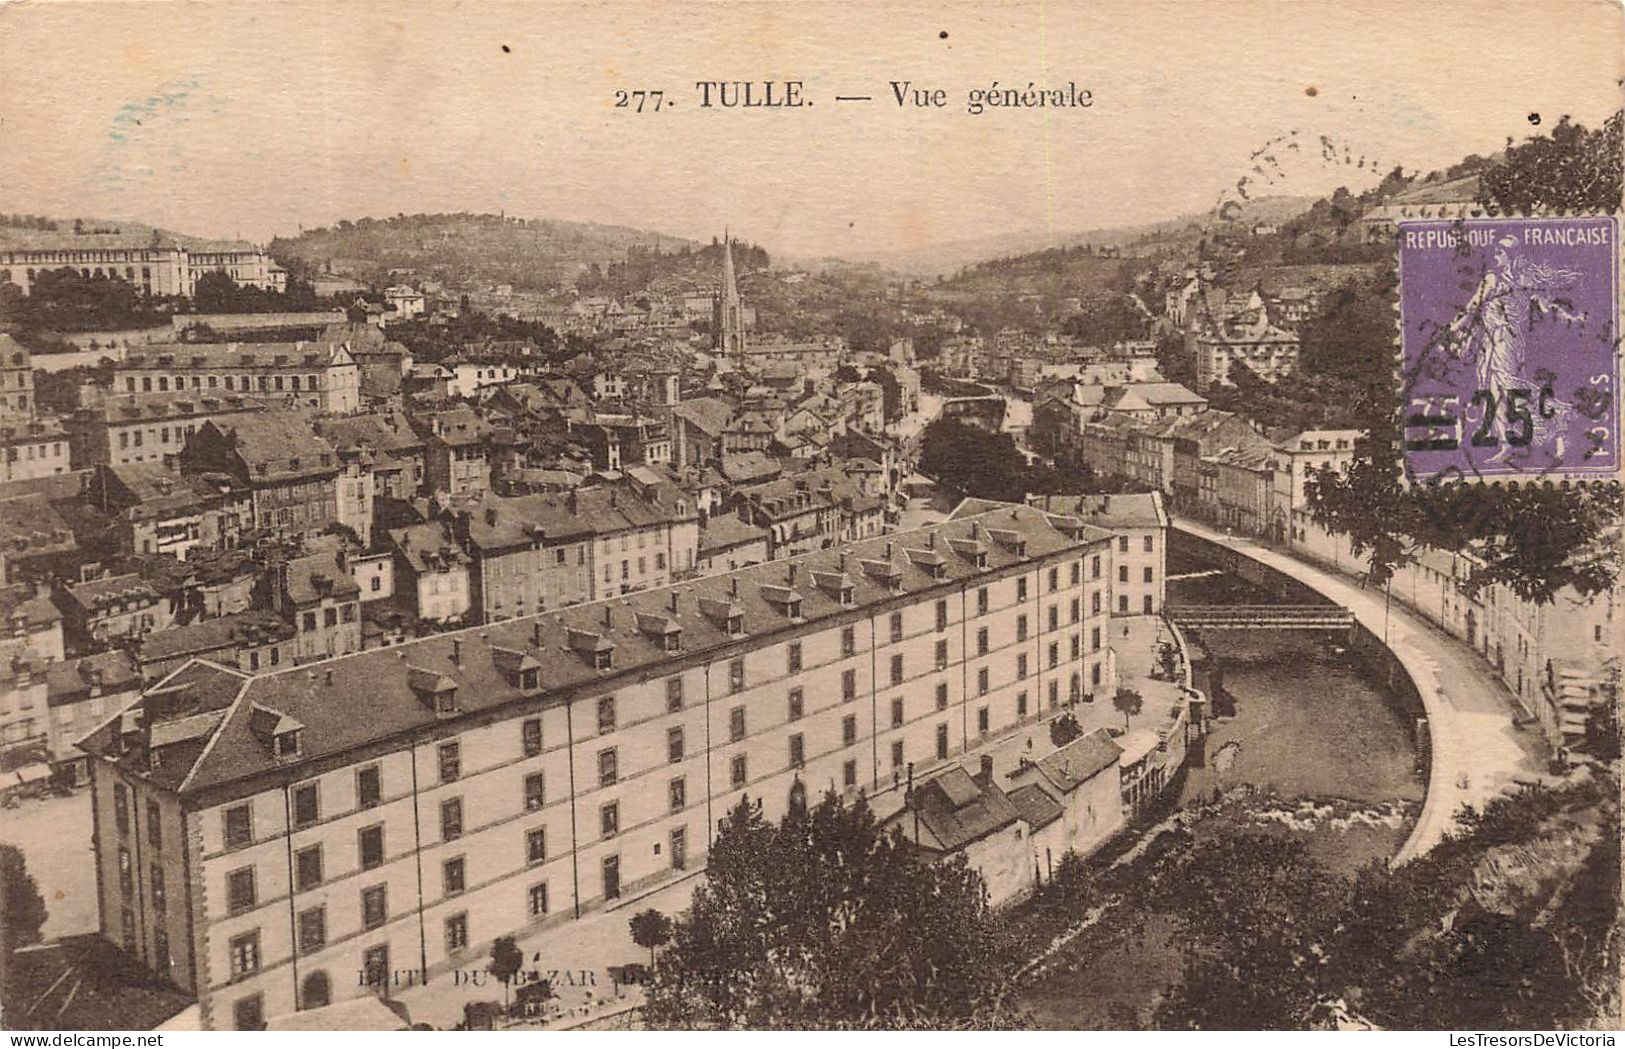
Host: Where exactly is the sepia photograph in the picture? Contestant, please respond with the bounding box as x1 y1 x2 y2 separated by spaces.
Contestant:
0 0 1620 1035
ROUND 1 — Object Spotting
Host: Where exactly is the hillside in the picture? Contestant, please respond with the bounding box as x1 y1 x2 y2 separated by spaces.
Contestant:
268 213 722 294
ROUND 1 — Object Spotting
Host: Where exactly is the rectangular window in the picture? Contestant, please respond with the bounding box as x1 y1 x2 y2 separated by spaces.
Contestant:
1071 635 1081 660
1092 591 1102 616
841 626 856 657
600 801 619 837
441 798 464 841
146 801 162 848
936 723 949 760
728 659 745 693
1071 597 1080 623
297 906 326 953
522 718 542 756
890 654 904 686
668 727 685 763
1048 567 1059 592
666 676 684 712
151 865 166 913
936 682 949 710
1049 642 1059 668
729 706 746 742
730 754 747 788
1017 577 1028 600
357 765 381 809
295 845 322 891
787 641 802 674
228 932 260 980
978 707 990 734
446 913 469 952
522 772 546 812
223 804 251 849
891 740 904 769
842 668 857 702
598 748 618 787
891 696 904 728
438 742 461 783
1071 561 1082 585
789 733 805 768
935 639 949 670
1048 606 1059 631
1091 556 1101 580
1118 536 1129 554
528 882 549 918
291 783 319 827
977 626 989 655
1119 565 1129 584
1018 691 1029 717
443 856 466 896
597 695 616 734
227 867 256 914
977 587 989 615
233 995 263 1031
359 825 384 870
1018 652 1029 679
787 687 804 721
669 776 686 812
977 667 989 695
1017 614 1028 641
1144 566 1154 583
1091 626 1101 652
526 827 547 865
843 759 857 788
843 714 857 745
1143 535 1155 553
935 600 948 631
361 885 387 930
889 612 903 643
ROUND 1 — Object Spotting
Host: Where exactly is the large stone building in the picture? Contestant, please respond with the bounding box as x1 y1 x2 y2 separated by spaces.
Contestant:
78 504 1133 1027
67 394 265 470
113 343 360 415
0 229 285 298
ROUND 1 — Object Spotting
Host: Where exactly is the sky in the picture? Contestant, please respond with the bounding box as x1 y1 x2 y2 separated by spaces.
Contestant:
1 0 1621 259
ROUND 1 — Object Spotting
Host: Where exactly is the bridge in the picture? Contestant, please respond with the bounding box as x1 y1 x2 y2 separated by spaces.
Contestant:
1167 603 1355 631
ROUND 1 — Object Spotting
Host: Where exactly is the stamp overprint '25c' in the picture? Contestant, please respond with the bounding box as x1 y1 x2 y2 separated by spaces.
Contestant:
1399 215 1620 485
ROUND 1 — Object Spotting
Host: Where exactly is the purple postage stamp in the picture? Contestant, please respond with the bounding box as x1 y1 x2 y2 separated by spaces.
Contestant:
1398 215 1620 485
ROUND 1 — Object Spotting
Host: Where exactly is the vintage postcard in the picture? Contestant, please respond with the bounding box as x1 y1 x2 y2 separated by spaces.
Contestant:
0 0 1620 1035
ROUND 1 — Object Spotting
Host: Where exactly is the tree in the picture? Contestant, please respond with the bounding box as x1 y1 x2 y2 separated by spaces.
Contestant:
1479 111 1623 216
1306 109 1625 604
1154 640 1180 682
486 934 524 1012
629 908 674 970
918 417 1030 503
644 793 1020 1028
0 844 48 955
1049 711 1083 748
1112 687 1143 732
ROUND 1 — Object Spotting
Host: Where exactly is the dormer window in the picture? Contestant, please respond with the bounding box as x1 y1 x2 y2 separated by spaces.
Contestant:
727 613 744 636
520 668 539 691
788 598 803 620
274 729 303 759
594 649 612 670
840 585 854 606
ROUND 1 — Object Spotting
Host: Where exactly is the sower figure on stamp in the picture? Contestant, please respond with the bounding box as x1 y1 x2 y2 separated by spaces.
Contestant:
1443 236 1586 462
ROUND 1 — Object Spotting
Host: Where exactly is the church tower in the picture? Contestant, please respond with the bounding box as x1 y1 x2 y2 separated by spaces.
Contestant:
712 232 747 359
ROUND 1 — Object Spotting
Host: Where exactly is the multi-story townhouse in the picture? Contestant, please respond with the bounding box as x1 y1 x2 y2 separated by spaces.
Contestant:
87 462 248 560
178 417 341 540
1 418 71 482
79 504 1119 1028
0 334 37 418
111 343 359 415
421 409 493 498
67 395 265 470
388 521 474 626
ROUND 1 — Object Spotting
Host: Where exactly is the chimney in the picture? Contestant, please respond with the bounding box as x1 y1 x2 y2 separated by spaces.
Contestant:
451 638 462 665
669 590 679 615
979 753 994 780
602 605 613 630
927 532 936 549
787 562 798 586
532 622 543 648
730 577 739 598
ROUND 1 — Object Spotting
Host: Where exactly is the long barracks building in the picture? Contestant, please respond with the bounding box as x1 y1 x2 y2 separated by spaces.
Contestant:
79 503 1132 1029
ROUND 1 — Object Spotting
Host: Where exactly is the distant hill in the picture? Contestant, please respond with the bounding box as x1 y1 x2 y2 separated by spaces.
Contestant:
268 213 715 294
845 195 1318 276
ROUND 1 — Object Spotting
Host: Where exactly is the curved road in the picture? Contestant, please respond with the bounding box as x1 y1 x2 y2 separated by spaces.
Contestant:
1173 517 1546 864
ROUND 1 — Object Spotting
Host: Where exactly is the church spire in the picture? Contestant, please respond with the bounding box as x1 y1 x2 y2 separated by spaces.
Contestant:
714 229 746 359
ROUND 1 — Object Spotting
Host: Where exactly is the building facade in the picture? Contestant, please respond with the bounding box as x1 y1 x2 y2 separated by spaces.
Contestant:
113 344 359 415
80 504 1122 1028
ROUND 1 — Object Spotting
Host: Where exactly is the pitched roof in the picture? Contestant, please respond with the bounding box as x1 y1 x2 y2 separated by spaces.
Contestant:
1032 728 1122 793
672 396 736 436
907 766 1021 851
82 503 1104 800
